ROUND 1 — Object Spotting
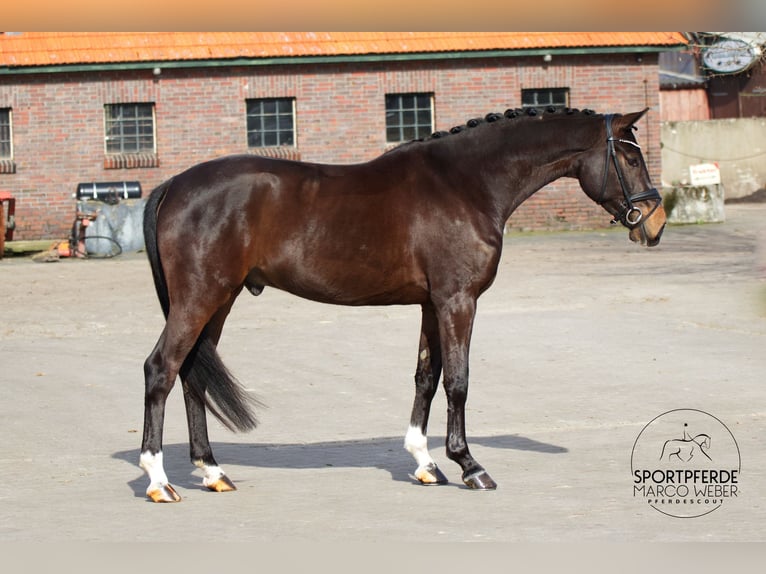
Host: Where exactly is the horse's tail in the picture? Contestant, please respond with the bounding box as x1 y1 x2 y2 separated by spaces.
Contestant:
143 178 172 318
180 336 261 432
143 178 260 432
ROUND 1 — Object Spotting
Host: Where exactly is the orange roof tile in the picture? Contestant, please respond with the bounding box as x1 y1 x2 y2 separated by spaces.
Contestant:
0 32 688 68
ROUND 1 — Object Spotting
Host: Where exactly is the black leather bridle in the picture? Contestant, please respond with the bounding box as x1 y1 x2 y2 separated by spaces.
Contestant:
598 114 662 229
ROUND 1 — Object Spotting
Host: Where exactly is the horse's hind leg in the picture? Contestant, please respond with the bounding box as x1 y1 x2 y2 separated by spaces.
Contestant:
181 290 242 493
141 325 196 502
140 304 220 502
405 303 448 485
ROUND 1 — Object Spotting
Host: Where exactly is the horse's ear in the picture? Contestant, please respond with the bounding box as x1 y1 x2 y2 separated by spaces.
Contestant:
615 108 650 133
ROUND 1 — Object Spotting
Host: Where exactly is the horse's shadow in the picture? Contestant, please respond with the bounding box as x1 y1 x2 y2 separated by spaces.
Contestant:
113 434 567 498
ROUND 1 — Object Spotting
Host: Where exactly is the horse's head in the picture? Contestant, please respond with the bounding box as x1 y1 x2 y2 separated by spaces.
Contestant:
695 433 712 449
577 109 666 247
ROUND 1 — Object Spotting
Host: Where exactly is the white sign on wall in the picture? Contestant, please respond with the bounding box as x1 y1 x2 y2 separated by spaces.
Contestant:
689 163 721 186
702 38 758 74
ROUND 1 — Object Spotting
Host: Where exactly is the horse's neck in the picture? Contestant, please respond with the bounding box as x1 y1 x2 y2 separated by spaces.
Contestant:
460 121 590 221
382 118 595 229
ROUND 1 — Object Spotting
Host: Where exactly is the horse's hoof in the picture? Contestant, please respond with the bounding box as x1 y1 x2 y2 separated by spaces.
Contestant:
205 474 237 493
147 483 182 503
415 463 449 485
462 470 497 490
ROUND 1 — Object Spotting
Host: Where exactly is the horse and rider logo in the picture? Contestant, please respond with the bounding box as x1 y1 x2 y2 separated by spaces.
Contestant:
659 423 712 463
631 409 740 518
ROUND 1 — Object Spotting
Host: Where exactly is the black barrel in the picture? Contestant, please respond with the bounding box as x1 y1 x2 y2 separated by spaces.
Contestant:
76 181 142 201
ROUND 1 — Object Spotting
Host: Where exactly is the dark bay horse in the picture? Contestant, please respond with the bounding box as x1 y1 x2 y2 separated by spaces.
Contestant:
140 107 666 502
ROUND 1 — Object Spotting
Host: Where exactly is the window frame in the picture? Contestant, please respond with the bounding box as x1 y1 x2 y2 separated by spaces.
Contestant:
246 97 296 148
0 107 12 159
385 93 434 144
104 102 157 155
521 88 570 110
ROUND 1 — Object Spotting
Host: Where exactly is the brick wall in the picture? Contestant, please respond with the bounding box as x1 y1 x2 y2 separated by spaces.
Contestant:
0 53 660 241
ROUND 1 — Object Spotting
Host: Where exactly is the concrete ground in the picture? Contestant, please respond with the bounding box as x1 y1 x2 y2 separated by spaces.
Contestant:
0 204 764 542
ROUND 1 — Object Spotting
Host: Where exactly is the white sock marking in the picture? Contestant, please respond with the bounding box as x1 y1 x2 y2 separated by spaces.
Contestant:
194 460 227 487
139 451 169 492
404 425 435 469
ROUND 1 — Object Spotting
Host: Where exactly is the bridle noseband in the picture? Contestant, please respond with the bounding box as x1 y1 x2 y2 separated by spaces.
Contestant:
598 114 662 229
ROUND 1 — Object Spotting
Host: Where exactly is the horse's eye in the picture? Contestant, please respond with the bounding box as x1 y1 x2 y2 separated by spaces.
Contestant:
627 157 640 167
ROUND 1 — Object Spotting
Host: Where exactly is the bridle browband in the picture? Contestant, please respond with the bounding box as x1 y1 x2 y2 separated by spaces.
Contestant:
598 114 662 229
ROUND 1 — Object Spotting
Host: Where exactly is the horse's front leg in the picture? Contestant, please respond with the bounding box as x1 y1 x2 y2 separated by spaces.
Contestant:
405 302 448 485
437 295 497 490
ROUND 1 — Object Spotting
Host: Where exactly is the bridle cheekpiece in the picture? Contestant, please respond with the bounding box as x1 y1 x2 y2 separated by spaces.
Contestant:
598 114 662 229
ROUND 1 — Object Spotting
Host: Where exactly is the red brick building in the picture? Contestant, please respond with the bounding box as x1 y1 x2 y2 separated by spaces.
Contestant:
0 32 687 241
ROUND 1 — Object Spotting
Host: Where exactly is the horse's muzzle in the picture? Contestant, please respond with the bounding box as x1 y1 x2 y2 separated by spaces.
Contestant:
630 221 665 247
647 223 666 247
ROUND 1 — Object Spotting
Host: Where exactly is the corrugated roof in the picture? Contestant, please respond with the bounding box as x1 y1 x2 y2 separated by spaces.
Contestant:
0 32 688 68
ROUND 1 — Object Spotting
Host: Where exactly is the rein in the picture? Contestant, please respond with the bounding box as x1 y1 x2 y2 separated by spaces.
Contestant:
598 114 662 229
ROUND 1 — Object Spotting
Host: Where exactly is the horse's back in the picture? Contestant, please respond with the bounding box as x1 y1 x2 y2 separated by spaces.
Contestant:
154 154 435 305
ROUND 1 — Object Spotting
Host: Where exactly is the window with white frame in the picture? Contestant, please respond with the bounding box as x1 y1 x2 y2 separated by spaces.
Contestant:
104 103 156 154
385 93 434 143
521 88 569 110
246 98 296 147
0 108 12 158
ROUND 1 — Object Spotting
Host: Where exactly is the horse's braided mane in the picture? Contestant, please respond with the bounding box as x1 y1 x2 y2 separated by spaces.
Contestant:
412 106 599 144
